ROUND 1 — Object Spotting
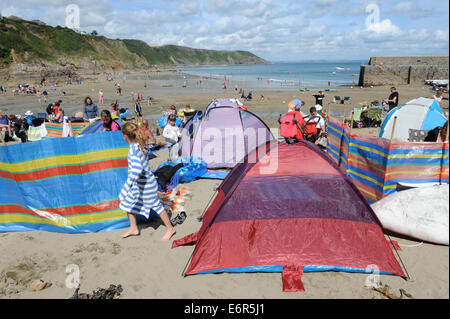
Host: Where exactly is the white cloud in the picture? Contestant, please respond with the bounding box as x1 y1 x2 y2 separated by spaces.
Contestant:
0 0 447 61
366 19 401 36
391 1 432 19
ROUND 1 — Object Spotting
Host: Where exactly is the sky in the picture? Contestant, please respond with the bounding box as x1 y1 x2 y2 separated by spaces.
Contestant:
1 0 449 62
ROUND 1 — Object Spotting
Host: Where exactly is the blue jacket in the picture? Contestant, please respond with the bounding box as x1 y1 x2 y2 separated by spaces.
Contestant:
83 103 99 119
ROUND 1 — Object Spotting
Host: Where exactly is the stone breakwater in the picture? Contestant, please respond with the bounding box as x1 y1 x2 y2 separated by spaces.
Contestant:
358 56 449 87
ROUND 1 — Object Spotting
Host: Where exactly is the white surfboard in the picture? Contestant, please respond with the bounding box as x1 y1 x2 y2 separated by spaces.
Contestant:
371 185 449 245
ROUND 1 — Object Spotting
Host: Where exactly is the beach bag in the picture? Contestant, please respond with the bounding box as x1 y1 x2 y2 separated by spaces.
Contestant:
303 120 318 136
280 112 304 140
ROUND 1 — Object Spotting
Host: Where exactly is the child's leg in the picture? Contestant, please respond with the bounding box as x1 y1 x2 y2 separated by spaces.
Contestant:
120 213 140 238
171 143 179 159
158 210 176 241
168 145 174 160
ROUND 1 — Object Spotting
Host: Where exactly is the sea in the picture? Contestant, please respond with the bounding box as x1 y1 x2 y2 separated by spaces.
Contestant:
178 61 365 90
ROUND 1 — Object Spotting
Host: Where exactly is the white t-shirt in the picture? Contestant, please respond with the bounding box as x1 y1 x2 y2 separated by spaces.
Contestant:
163 124 181 144
309 114 325 129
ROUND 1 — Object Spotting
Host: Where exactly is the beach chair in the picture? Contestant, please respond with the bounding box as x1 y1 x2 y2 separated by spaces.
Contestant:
333 96 341 104
343 96 351 105
351 108 363 128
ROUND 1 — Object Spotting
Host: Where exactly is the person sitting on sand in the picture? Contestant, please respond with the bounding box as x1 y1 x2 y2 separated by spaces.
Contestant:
51 102 63 123
140 119 164 146
110 102 120 117
307 106 326 144
83 97 99 121
163 105 177 117
101 110 121 132
147 96 153 107
119 122 176 240
430 90 443 105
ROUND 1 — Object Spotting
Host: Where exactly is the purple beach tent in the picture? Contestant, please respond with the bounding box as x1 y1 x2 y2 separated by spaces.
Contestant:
179 98 274 168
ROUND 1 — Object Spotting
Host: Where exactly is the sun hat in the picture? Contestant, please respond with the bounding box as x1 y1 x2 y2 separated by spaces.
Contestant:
292 99 302 106
25 110 33 116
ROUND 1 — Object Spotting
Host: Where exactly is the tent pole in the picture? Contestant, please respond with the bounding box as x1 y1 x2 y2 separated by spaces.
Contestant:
349 111 354 135
389 116 398 146
439 120 449 184
383 116 398 200
342 102 346 123
327 102 331 125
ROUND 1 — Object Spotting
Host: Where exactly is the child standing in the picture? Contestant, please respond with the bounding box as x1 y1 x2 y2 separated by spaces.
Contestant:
163 114 181 160
119 122 176 241
99 89 104 105
134 98 143 124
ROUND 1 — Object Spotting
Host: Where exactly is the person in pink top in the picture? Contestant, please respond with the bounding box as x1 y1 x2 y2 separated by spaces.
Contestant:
101 110 120 132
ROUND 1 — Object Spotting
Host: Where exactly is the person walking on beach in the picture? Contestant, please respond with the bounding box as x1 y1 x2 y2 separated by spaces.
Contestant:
42 90 48 103
83 97 99 121
99 89 104 105
119 122 176 240
385 87 399 111
36 90 41 104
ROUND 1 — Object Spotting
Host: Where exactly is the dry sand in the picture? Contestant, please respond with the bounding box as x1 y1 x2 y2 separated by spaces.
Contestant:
0 71 448 299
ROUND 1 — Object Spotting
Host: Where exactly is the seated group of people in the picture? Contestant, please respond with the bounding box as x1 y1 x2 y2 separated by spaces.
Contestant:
0 110 32 143
279 101 326 147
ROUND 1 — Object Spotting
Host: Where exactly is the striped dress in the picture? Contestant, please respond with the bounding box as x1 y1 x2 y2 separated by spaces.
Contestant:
119 143 164 218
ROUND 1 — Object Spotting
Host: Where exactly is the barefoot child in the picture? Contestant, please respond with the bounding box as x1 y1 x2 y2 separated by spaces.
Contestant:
119 122 176 241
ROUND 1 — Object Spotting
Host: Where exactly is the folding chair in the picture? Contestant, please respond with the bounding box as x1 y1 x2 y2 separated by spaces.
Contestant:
334 96 341 104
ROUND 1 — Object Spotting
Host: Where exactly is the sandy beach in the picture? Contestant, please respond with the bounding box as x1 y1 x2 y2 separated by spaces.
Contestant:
0 71 448 299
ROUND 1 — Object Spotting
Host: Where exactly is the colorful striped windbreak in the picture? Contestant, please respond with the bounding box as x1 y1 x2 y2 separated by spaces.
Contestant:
45 122 89 138
327 116 449 203
0 131 132 233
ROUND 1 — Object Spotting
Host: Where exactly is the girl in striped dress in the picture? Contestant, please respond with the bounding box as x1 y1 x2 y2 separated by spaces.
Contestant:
119 122 176 240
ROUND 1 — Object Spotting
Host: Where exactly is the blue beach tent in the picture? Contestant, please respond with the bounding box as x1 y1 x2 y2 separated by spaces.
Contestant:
379 97 448 141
